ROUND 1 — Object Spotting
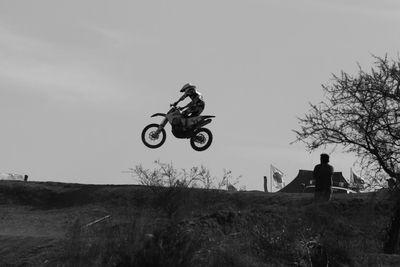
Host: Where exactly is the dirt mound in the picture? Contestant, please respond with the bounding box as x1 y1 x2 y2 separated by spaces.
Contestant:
0 180 399 266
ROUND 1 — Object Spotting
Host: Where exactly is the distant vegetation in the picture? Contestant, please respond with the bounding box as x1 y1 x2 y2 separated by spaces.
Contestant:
128 160 244 190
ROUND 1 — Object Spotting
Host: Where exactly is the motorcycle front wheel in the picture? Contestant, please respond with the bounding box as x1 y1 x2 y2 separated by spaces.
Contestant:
141 123 166 149
190 128 213 151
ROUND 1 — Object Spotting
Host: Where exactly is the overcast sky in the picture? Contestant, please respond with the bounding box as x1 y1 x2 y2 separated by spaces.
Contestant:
1 0 400 190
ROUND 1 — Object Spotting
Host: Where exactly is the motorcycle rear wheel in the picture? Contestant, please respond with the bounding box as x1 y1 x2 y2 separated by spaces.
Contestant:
190 128 213 151
141 123 166 149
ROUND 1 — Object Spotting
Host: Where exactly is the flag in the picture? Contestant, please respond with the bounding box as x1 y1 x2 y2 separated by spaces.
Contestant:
270 165 285 190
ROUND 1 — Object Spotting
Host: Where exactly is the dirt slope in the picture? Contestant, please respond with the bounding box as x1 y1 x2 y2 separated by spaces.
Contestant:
0 180 399 266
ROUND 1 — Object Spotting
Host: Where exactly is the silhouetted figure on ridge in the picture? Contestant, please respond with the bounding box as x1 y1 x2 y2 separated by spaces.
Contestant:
263 176 268 192
313 153 333 202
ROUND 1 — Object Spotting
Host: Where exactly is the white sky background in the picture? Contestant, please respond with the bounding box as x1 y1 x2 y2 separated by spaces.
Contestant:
0 0 399 189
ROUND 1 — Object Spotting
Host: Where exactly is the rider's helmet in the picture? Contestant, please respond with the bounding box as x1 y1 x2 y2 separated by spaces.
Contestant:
180 83 196 94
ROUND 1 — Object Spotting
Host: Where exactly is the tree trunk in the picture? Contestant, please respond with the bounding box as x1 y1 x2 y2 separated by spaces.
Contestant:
384 189 400 254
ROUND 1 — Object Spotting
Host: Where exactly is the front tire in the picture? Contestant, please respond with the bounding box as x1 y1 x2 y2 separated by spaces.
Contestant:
190 128 213 151
141 123 166 149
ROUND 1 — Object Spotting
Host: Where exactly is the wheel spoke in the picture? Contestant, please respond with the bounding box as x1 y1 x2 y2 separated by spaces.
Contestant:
195 133 207 144
147 130 161 143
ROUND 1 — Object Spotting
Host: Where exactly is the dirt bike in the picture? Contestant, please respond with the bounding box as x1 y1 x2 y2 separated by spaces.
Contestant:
141 104 215 151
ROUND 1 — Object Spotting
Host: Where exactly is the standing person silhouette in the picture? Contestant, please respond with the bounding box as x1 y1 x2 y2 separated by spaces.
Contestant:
313 154 333 202
263 176 268 193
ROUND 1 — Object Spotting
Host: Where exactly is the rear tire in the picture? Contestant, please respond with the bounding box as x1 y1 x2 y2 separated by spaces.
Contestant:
141 123 166 149
190 128 213 151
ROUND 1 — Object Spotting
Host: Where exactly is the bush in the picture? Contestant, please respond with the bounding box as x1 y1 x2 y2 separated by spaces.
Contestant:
128 160 242 190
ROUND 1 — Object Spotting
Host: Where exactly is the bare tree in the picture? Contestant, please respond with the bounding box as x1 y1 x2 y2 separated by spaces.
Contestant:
293 55 400 254
131 164 164 187
295 55 400 182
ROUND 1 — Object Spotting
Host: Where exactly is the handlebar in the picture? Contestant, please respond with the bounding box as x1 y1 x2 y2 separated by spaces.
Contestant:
170 104 184 110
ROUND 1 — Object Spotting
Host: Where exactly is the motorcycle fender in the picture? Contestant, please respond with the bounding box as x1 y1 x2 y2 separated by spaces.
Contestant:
151 113 166 118
197 119 212 128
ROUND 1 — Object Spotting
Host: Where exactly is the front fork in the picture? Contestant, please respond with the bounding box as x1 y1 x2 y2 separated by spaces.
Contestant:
154 118 168 135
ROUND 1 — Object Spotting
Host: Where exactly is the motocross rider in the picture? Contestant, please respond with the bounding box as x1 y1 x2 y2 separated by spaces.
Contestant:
172 83 205 130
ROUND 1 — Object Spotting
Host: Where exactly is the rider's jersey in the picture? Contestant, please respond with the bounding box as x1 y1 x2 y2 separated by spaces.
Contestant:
184 90 204 106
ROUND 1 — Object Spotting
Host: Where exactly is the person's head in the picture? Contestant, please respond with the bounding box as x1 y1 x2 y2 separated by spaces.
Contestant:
180 83 196 95
320 153 330 164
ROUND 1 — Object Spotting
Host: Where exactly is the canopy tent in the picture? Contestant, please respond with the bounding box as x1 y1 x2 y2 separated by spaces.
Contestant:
0 173 25 181
279 169 349 193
